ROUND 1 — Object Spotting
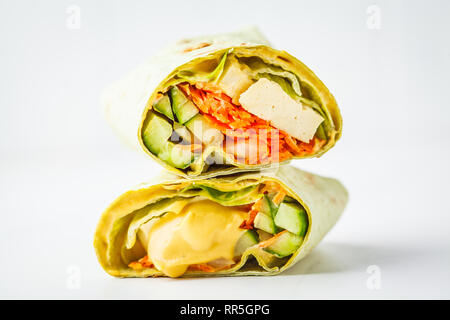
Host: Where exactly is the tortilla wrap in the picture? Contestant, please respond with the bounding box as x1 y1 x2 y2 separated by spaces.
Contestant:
94 166 348 278
102 27 342 178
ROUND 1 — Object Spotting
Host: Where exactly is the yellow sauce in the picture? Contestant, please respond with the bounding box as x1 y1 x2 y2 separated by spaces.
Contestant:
145 199 247 277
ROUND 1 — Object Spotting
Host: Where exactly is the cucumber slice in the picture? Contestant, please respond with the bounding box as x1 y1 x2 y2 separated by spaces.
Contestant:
176 101 199 124
234 230 259 256
169 86 189 107
153 95 174 121
185 114 223 145
142 113 173 155
264 231 303 258
170 87 199 124
158 143 194 169
260 195 278 217
274 202 308 236
253 195 279 234
254 212 277 234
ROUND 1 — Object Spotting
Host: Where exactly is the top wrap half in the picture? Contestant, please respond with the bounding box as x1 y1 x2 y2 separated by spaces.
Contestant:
102 27 342 178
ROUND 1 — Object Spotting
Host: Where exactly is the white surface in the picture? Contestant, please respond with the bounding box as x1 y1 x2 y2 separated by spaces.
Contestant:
1 0 449 299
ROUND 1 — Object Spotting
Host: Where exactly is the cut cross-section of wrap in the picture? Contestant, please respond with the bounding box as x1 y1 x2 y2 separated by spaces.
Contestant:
94 166 348 278
102 27 342 178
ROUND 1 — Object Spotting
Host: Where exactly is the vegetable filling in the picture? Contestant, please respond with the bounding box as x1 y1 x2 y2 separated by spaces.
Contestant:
127 181 309 277
142 52 329 172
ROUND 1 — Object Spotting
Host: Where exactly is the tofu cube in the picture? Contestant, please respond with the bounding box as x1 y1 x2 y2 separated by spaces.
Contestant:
239 78 324 143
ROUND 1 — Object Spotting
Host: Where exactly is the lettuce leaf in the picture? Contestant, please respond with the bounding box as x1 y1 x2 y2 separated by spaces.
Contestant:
177 52 228 83
238 56 302 98
180 184 260 206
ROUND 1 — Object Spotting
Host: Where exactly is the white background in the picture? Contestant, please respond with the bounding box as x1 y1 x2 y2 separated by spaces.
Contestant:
1 0 449 299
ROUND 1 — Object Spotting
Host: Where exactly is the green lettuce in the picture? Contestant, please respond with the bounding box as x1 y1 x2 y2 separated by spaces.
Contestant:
177 52 228 83
181 184 261 206
238 56 302 98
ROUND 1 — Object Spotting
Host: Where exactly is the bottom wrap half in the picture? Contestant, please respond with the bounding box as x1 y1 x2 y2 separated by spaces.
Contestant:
94 166 348 278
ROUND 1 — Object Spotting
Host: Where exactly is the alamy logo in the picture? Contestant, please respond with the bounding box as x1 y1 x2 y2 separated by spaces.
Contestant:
366 265 381 290
66 265 81 290
66 5 81 30
366 5 381 30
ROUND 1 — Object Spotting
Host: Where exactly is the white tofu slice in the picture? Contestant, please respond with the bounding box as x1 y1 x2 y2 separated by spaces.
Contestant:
217 61 253 104
239 78 324 143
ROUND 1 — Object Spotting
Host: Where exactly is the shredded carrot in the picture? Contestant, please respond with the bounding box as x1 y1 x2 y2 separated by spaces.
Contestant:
258 230 288 248
188 263 233 272
128 255 154 270
180 83 323 164
194 81 223 94
240 180 289 230
285 136 302 154
272 190 287 206
188 264 217 272
239 198 263 229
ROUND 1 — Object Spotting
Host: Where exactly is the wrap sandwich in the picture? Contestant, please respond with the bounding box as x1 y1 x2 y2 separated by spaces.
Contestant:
94 166 348 278
102 28 342 177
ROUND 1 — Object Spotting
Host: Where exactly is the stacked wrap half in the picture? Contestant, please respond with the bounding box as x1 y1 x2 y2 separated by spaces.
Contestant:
102 27 342 178
95 28 347 278
94 166 347 277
